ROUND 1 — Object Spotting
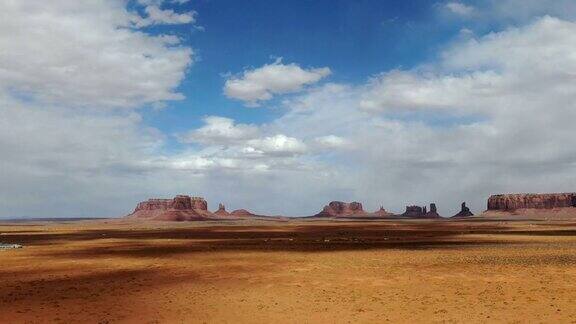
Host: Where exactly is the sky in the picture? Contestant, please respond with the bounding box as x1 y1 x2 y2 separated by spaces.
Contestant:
2 0 576 218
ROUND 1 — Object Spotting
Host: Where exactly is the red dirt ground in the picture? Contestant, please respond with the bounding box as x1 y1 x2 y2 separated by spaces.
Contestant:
1 218 576 323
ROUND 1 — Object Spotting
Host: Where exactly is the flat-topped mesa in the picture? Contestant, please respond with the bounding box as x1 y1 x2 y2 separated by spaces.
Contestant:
315 201 365 217
128 195 210 221
487 193 576 211
452 202 474 218
230 209 257 217
134 195 208 212
190 196 208 211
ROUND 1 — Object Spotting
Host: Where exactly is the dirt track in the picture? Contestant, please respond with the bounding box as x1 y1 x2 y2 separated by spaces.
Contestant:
1 218 576 323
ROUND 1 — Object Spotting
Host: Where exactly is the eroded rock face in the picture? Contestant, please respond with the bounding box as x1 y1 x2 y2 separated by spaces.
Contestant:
402 206 424 217
401 204 442 218
230 209 257 217
214 203 230 217
374 206 394 217
128 195 210 221
315 201 365 217
452 202 474 218
425 203 441 218
134 195 207 211
487 193 576 211
191 197 208 211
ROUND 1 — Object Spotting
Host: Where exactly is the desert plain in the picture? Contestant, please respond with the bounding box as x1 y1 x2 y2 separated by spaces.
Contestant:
1 218 576 323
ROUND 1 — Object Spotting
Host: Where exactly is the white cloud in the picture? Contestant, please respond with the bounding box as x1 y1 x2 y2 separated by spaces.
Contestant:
0 1 193 109
488 0 576 22
269 16 576 215
224 59 331 106
0 1 196 217
359 70 503 113
443 0 576 24
0 97 171 217
245 135 308 157
313 135 349 149
445 2 476 16
136 5 196 27
178 116 260 145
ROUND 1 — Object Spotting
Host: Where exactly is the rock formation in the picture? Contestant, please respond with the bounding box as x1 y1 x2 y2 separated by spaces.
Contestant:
126 194 276 221
134 195 208 212
214 203 230 217
127 195 212 221
452 202 474 218
230 209 258 217
314 201 366 217
374 206 394 217
312 201 395 218
401 203 442 218
487 193 576 211
425 203 441 218
401 206 424 218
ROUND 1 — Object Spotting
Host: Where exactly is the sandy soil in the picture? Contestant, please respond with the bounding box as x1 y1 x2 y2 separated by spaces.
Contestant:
1 218 576 323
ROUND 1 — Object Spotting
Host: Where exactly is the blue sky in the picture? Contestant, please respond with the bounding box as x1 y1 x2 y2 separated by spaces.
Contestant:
2 0 576 218
144 0 464 140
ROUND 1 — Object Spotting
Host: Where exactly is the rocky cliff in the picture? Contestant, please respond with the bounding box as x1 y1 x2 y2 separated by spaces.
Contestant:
214 203 230 217
134 195 208 212
487 193 576 211
230 209 258 217
313 201 394 218
127 195 212 221
401 205 424 217
425 203 441 218
314 201 366 217
401 203 442 218
452 202 474 218
374 206 394 217
126 195 274 221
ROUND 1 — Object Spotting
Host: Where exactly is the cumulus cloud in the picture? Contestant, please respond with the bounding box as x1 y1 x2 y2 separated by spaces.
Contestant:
359 70 503 113
445 2 476 16
0 1 196 217
0 97 171 217
135 5 196 27
245 135 308 157
490 0 576 21
177 116 308 159
313 135 349 149
269 16 576 214
442 0 576 23
224 59 331 106
0 1 193 109
178 116 260 145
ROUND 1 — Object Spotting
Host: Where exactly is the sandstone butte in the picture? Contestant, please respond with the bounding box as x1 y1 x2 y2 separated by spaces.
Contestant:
487 193 576 210
452 202 474 218
126 193 576 222
229 209 258 217
313 201 394 218
213 203 230 217
400 203 442 219
127 195 262 221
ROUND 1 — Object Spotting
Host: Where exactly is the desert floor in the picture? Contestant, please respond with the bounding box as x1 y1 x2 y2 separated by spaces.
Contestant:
1 218 576 323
